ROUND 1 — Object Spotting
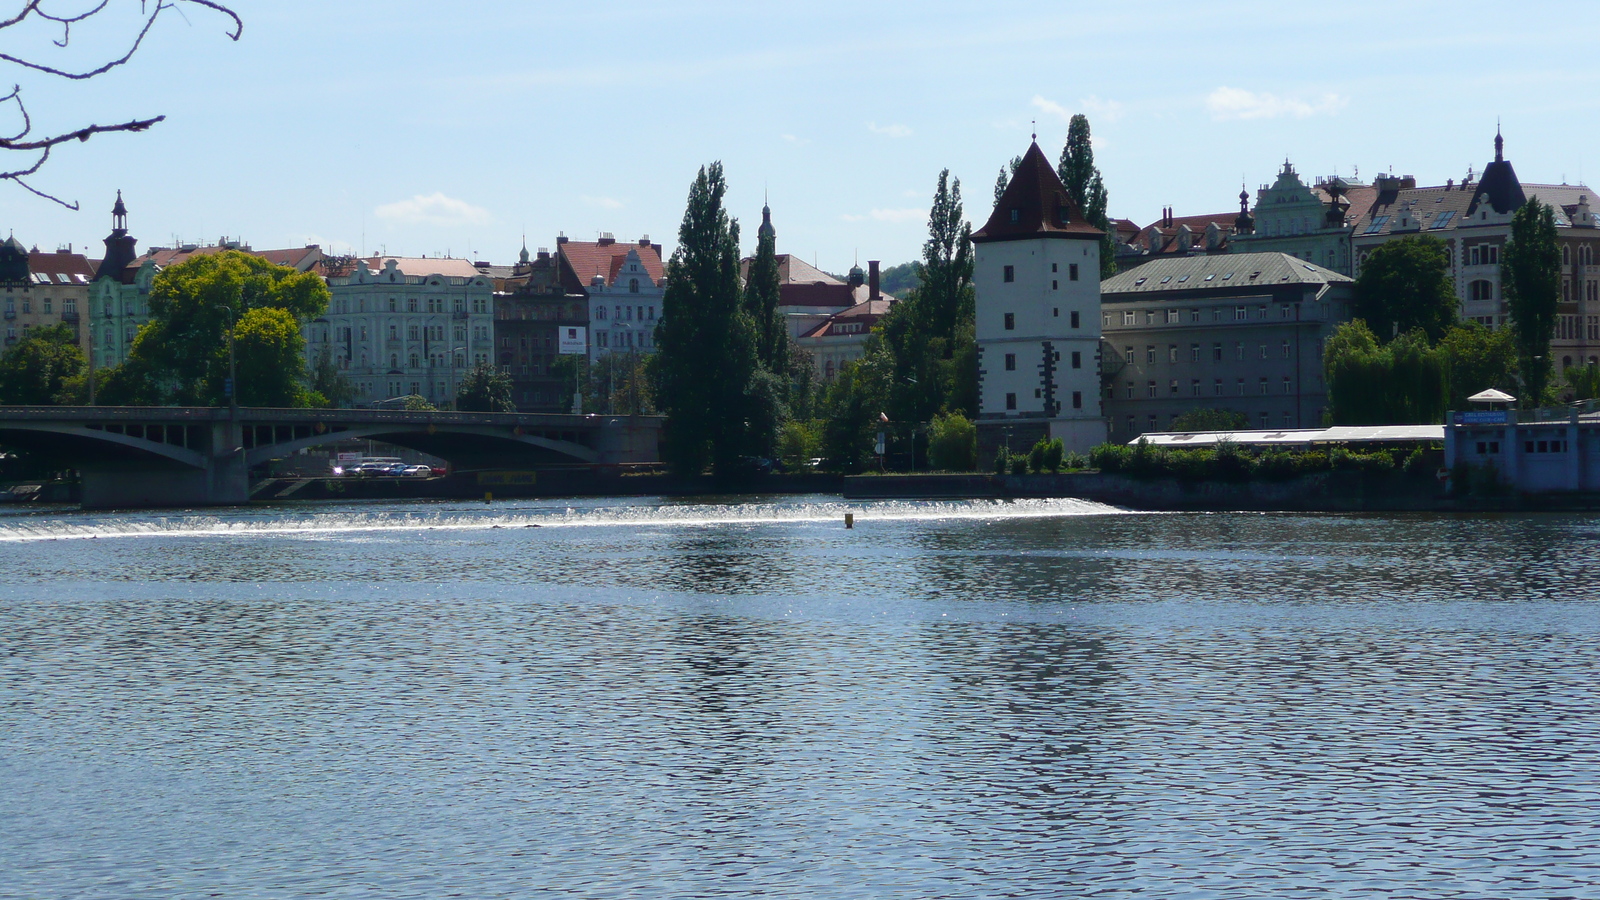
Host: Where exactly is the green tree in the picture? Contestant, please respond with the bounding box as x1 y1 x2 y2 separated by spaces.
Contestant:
992 154 1022 207
1566 365 1600 401
861 168 977 445
1503 197 1562 405
1353 235 1457 343
402 394 437 411
655 162 765 476
1171 408 1248 432
234 307 312 407
926 411 977 471
0 323 85 405
819 356 887 472
777 418 822 470
876 261 920 297
1324 321 1448 424
455 361 515 412
1438 321 1518 409
308 341 356 408
1056 114 1115 278
116 250 329 406
743 210 788 377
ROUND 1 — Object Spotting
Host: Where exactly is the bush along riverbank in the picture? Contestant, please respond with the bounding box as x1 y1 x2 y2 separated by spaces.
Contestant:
845 439 1593 511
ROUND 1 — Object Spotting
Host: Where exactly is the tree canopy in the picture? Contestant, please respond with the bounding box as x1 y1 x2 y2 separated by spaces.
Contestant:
1503 197 1561 404
1324 321 1448 424
1353 235 1458 343
101 249 329 407
455 360 514 412
1056 114 1115 278
0 322 84 405
655 162 766 476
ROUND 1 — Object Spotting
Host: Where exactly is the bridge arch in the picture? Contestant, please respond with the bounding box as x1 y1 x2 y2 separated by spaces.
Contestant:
244 424 599 467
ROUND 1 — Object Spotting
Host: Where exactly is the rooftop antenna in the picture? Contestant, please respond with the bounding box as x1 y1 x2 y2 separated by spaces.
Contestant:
1031 119 1036 142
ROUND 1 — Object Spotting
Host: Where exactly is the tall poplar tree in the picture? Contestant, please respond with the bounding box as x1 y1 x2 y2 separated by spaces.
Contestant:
656 162 761 476
1503 197 1561 405
1057 114 1116 277
743 205 788 376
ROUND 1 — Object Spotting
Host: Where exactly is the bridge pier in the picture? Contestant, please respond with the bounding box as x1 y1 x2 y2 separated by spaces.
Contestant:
80 420 248 509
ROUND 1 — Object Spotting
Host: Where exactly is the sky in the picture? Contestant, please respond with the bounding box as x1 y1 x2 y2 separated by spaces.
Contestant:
0 0 1596 273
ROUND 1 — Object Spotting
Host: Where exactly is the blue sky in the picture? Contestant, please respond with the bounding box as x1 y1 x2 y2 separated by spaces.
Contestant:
0 1 1595 272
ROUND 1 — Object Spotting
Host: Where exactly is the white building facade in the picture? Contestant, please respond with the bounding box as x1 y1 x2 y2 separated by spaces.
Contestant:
310 256 494 407
973 140 1108 456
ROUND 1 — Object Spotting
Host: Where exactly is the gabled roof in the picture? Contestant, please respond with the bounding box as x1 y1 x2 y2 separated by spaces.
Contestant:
558 238 665 294
1101 251 1351 295
973 141 1102 243
801 297 895 339
27 249 95 282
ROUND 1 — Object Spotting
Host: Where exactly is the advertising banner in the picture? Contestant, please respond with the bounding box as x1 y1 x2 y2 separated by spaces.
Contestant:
558 326 587 355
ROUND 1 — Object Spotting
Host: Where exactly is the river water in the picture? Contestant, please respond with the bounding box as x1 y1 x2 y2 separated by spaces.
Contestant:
2 495 1598 899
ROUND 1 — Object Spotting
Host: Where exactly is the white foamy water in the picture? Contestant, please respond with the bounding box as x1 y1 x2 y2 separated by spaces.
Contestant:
0 495 1128 543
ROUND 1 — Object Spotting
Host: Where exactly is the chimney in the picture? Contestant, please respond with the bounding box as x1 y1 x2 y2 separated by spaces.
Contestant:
869 260 880 302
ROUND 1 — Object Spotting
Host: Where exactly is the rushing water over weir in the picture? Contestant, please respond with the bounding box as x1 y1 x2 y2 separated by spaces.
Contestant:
3 495 1599 899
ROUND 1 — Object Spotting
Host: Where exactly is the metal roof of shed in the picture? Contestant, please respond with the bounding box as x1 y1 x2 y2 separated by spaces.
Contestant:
1132 425 1444 447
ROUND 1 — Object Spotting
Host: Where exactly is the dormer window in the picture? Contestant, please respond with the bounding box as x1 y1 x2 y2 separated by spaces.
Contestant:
1009 208 1020 224
1058 204 1070 224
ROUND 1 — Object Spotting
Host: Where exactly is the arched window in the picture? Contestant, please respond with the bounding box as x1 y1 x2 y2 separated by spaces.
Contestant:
1564 246 1571 265
1584 245 1595 265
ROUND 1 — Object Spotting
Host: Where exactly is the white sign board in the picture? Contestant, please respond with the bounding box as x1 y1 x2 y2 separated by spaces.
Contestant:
558 326 588 355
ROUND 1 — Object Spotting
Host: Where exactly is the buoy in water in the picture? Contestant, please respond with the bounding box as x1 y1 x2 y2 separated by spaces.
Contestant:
845 513 854 529
484 491 493 504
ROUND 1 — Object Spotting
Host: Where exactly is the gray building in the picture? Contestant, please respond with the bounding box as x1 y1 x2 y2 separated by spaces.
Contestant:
1100 252 1354 440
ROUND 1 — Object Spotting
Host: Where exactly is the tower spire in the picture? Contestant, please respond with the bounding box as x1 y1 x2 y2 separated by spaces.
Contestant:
1495 121 1504 162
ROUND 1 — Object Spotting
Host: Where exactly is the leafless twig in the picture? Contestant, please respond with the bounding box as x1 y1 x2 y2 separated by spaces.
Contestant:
0 1 241 208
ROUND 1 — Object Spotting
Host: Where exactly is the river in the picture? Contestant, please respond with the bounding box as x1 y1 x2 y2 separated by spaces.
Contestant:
2 496 1598 898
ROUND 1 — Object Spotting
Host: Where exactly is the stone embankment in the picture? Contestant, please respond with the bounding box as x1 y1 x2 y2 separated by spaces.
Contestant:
843 471 1600 512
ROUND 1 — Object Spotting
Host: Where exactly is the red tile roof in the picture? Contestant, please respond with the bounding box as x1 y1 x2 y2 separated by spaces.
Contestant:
558 238 665 293
974 141 1103 243
802 297 896 339
27 250 95 281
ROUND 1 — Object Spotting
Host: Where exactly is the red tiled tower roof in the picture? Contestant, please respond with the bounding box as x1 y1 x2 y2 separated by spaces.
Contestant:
973 141 1103 243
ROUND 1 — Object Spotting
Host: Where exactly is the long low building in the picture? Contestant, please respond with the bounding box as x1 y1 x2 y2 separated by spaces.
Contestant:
1133 424 1444 448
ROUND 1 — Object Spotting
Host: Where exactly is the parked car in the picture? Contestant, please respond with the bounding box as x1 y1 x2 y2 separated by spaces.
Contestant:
402 464 432 477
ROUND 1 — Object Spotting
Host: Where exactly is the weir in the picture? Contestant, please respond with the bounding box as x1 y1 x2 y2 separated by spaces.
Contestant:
0 407 663 509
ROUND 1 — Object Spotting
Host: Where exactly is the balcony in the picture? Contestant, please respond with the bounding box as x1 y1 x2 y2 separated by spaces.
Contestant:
61 310 79 323
2 310 13 320
452 310 469 320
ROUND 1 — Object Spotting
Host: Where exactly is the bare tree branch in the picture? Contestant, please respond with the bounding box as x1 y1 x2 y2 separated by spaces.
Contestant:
0 1 240 205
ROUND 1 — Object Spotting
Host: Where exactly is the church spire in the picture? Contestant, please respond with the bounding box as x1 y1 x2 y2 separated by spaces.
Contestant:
758 194 775 241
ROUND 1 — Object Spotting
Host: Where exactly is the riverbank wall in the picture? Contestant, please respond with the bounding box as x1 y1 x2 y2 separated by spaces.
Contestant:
842 471 1600 512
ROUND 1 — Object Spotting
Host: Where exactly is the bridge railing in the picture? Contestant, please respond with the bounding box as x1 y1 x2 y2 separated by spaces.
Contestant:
0 406 663 429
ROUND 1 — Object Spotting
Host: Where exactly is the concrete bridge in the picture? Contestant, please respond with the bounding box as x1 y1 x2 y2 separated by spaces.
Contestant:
0 406 662 508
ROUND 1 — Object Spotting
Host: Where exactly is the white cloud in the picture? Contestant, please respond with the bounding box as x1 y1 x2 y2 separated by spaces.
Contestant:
1030 95 1071 122
842 208 924 224
582 195 624 209
374 192 491 227
867 121 913 138
1079 95 1125 122
1205 87 1348 121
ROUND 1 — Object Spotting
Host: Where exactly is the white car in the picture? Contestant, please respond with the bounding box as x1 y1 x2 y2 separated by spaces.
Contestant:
402 464 433 477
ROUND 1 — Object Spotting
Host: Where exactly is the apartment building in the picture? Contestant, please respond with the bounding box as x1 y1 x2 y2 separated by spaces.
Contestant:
1100 252 1353 439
